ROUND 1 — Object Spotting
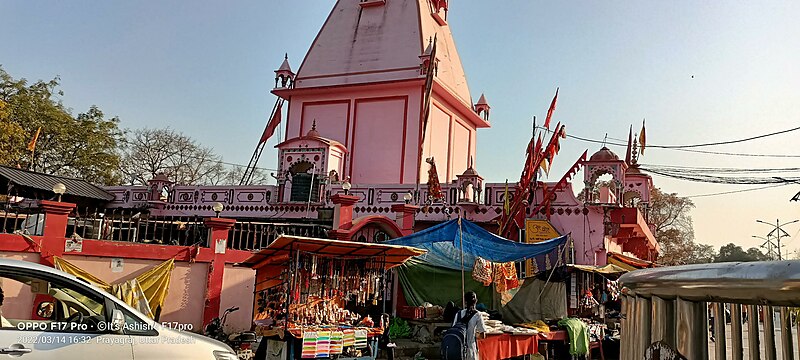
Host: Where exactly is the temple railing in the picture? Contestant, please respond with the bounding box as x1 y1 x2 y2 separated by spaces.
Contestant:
1 203 43 235
619 261 800 360
100 181 590 223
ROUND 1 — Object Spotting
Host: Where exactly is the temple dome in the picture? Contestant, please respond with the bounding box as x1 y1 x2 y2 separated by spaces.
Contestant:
589 147 619 162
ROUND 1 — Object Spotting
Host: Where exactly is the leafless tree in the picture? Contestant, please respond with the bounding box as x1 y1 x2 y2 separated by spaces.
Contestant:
119 128 226 185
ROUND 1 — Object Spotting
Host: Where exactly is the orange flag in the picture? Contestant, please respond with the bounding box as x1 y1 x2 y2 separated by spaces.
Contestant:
260 103 282 143
639 119 646 155
543 88 559 129
27 127 41 152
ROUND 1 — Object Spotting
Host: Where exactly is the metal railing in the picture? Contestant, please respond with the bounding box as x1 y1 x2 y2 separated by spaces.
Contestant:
1 205 44 235
619 261 800 360
69 208 206 246
228 222 330 251
64 207 331 250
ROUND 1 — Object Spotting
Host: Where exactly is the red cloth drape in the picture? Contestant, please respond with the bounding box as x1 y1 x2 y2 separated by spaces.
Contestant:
477 333 539 360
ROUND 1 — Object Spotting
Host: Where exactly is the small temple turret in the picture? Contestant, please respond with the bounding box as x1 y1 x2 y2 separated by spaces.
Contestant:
455 157 483 204
474 93 490 121
274 53 295 89
419 38 438 76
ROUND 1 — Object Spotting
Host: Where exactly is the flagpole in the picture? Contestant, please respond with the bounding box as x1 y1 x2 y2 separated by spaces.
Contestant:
459 216 465 308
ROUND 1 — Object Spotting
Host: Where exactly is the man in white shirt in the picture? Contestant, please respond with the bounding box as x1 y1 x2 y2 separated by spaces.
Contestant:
452 291 487 360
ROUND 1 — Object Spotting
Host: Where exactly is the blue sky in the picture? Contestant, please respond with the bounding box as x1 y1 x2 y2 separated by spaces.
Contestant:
3 1 800 252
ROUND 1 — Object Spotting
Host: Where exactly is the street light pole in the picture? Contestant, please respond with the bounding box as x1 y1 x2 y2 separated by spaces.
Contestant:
752 235 776 260
756 219 799 261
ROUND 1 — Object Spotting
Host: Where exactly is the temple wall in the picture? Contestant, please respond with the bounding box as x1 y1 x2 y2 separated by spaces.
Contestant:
285 83 424 184
62 255 211 331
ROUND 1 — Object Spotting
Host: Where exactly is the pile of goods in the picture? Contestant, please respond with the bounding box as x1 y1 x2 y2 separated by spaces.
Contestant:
289 297 360 326
481 313 539 335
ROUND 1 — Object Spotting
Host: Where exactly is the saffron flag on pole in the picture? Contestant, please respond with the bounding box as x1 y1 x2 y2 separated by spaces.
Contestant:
639 119 646 155
543 88 559 129
625 125 633 165
27 127 41 152
260 103 283 144
503 180 509 216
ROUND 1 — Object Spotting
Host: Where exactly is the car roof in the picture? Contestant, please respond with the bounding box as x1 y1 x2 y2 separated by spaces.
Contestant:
0 258 85 282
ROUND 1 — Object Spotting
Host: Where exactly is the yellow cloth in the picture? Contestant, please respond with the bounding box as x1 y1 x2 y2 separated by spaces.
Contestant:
531 320 550 333
53 257 175 319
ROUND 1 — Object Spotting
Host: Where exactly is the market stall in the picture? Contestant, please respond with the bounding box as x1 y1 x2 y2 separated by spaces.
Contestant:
531 263 627 359
241 235 426 360
385 218 570 360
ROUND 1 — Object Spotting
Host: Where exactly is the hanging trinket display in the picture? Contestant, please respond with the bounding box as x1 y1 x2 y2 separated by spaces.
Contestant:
256 250 388 333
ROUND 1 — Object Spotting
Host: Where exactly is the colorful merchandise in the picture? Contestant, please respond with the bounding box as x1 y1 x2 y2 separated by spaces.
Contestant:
301 331 318 359
354 329 368 349
472 257 493 285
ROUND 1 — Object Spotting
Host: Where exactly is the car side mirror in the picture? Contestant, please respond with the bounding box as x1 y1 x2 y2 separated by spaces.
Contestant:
36 302 54 319
111 309 125 334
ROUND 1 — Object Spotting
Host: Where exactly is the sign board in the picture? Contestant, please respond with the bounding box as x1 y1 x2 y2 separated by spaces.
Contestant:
525 219 560 244
523 219 561 277
64 238 83 253
111 258 124 273
215 239 227 254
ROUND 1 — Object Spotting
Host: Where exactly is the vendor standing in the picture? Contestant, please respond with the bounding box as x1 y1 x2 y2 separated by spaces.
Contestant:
452 291 487 360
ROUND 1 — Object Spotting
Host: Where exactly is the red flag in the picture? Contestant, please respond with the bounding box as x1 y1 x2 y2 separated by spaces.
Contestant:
543 88 559 129
260 103 283 143
639 119 646 155
534 135 543 155
625 125 633 165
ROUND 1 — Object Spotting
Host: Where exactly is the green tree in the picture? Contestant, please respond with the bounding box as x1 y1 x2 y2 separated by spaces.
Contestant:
0 99 27 164
0 66 123 184
715 243 768 262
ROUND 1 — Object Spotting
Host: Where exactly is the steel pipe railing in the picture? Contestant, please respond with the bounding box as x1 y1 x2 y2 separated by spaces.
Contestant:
619 261 800 360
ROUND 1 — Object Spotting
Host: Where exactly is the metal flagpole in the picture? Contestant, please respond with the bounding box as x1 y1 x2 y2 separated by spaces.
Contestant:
459 216 465 308
305 163 316 218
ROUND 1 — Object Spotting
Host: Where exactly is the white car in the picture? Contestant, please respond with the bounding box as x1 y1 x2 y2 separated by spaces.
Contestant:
0 258 238 359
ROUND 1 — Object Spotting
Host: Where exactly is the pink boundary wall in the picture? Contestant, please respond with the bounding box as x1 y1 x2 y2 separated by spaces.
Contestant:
0 201 256 333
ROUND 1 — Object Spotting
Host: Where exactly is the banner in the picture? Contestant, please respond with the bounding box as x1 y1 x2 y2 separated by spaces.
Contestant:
525 219 560 244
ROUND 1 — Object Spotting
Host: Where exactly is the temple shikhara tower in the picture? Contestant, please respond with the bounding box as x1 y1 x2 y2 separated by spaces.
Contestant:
272 0 488 188
103 0 658 269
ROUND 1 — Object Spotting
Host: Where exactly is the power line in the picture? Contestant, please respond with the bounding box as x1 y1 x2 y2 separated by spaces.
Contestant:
684 183 792 199
641 167 800 185
640 164 800 174
536 126 800 158
651 125 800 149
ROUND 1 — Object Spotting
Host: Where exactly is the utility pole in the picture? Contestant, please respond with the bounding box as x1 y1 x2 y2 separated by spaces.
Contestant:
752 235 777 260
756 219 799 260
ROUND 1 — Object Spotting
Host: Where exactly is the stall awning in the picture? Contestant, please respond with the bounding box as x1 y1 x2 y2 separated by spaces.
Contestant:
384 218 568 270
567 263 629 274
240 235 426 270
607 252 658 271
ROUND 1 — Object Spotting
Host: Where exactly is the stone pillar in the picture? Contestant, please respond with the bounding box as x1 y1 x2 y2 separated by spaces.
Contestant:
390 204 419 236
202 217 236 327
330 194 359 230
38 200 76 265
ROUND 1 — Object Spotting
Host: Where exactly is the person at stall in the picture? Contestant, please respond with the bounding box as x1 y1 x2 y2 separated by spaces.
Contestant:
452 291 487 360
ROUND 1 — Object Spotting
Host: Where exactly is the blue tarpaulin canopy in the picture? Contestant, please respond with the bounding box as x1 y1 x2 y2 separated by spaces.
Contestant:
384 218 568 271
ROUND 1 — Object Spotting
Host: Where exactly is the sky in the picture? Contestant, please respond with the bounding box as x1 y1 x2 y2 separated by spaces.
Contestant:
2 1 800 254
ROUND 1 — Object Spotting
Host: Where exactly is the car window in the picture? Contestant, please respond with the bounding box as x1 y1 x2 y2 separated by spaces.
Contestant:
121 309 158 336
0 273 108 333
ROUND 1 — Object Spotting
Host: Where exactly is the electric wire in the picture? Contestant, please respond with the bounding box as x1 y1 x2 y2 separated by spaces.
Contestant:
682 183 792 199
535 126 800 158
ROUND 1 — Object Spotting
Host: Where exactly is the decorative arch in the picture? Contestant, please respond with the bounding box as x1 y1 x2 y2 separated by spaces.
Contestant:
329 215 404 242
